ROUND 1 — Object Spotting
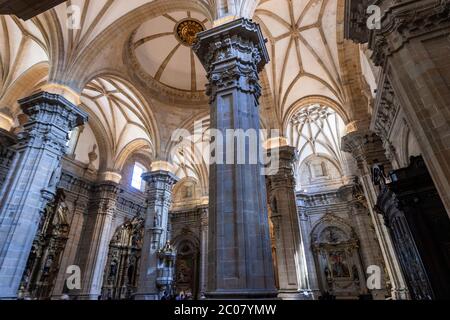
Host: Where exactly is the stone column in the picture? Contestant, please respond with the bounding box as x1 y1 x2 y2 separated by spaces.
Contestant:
0 129 16 194
266 145 310 300
194 18 277 299
339 182 388 299
135 170 178 300
342 129 409 300
297 202 320 298
0 91 87 299
198 206 208 299
51 172 92 298
368 0 450 217
74 175 121 300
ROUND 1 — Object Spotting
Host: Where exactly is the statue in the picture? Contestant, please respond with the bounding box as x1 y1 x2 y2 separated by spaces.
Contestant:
48 161 62 190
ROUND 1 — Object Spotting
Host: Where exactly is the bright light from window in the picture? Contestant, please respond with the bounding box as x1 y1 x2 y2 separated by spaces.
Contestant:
131 163 146 190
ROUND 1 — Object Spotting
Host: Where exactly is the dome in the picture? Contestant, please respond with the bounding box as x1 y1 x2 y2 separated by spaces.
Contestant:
129 11 211 103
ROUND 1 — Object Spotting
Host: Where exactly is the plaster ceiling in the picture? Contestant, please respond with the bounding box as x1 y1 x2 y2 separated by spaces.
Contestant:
0 15 48 103
81 75 155 165
254 0 344 121
132 11 211 92
286 104 346 190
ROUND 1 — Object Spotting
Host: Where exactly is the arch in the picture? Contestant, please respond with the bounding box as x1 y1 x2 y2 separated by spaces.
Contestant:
114 138 154 172
78 105 113 172
283 95 350 135
286 103 347 178
0 62 49 116
82 71 160 154
310 213 356 245
168 114 210 196
80 74 157 172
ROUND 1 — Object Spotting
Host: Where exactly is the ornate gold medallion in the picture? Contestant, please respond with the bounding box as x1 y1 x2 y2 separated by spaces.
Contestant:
175 19 205 46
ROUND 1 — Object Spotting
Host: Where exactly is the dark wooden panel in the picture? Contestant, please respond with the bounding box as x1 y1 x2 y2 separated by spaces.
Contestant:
0 0 66 20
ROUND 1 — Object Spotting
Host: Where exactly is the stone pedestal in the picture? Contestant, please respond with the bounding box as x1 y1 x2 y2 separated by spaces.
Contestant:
266 146 311 300
74 180 120 300
0 92 87 299
135 170 178 300
194 18 277 299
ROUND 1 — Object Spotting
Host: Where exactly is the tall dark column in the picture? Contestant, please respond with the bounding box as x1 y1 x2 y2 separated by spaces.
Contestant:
194 18 277 299
0 92 87 299
0 129 16 193
135 170 178 300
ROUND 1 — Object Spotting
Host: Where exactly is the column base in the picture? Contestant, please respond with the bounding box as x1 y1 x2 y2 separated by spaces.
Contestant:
206 289 278 300
277 289 314 300
70 294 102 301
133 292 160 300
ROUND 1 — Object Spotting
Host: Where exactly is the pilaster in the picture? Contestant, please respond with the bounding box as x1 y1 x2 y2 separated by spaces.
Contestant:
73 178 120 300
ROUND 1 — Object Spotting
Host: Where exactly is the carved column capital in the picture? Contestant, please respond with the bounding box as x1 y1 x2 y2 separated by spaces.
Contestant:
89 181 121 217
17 91 88 155
266 145 298 191
368 0 450 66
341 130 388 173
193 18 269 103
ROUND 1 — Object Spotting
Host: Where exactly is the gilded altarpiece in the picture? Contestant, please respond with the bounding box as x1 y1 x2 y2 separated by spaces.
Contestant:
102 217 144 300
312 215 366 299
18 190 70 299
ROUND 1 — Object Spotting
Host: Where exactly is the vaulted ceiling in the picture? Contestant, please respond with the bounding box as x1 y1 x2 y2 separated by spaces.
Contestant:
0 0 367 183
254 0 344 126
81 75 157 170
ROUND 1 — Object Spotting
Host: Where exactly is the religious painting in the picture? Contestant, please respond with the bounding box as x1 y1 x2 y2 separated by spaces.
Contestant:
312 217 367 299
328 251 351 278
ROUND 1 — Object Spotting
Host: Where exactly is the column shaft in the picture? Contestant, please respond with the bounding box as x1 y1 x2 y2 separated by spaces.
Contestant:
74 181 120 300
266 146 310 299
0 129 16 194
194 18 276 298
0 92 87 299
135 170 178 300
199 207 208 299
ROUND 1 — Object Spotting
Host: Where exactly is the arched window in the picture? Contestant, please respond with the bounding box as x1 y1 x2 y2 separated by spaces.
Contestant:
287 104 346 191
131 162 146 191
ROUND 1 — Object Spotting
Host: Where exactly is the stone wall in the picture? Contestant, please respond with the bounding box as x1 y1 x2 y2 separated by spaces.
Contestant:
297 183 388 300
